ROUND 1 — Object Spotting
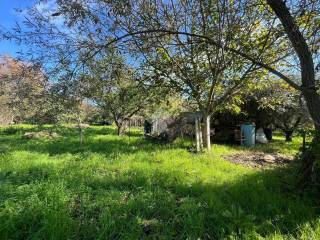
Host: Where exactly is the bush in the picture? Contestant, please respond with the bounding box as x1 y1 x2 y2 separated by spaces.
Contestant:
298 130 320 188
2 127 19 135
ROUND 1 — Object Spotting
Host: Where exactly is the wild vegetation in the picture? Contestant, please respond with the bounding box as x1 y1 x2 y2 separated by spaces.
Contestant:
0 125 319 239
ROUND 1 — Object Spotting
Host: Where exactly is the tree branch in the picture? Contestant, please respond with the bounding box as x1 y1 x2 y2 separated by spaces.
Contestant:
102 29 301 90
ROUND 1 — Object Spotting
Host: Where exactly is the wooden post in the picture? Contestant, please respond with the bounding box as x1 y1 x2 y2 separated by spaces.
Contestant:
198 118 203 150
203 114 211 151
195 118 200 152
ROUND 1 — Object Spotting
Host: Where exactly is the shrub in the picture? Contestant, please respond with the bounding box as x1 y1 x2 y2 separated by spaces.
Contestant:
2 126 19 135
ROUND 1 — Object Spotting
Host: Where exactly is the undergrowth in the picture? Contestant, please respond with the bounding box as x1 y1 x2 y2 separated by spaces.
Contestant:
0 125 319 239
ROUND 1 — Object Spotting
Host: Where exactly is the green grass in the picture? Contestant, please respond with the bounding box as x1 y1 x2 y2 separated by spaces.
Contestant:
0 125 319 239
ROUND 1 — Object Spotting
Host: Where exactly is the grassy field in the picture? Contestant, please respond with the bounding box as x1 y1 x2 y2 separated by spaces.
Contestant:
0 125 319 239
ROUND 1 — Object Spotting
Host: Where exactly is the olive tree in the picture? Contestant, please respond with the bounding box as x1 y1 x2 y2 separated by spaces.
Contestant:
84 54 162 135
246 80 311 141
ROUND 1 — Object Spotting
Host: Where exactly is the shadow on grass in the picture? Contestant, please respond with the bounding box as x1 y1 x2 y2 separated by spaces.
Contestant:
214 137 303 156
0 126 181 158
0 126 318 239
0 125 122 137
0 157 318 239
1 125 301 157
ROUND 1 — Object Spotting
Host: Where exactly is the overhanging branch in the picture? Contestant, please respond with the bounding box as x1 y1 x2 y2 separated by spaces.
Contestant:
102 29 301 90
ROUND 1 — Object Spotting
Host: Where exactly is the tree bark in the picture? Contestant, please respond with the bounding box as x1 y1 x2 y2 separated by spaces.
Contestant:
202 113 211 151
117 125 124 135
115 120 125 136
128 120 131 139
77 117 83 145
79 127 83 144
302 92 320 132
284 130 293 142
267 0 320 132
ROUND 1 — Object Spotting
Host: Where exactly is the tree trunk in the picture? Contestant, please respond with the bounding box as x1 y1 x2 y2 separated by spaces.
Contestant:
302 131 306 152
77 117 83 145
202 113 211 151
117 125 124 135
114 117 125 136
284 130 293 142
302 91 320 132
116 120 125 136
79 127 83 144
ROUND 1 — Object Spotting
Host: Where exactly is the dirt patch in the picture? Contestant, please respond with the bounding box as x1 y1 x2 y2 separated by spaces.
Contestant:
223 152 294 168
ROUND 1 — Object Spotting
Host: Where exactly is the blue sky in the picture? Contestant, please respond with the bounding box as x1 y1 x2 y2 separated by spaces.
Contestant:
0 0 35 56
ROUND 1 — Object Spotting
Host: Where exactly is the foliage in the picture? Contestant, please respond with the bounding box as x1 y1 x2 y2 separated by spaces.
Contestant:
85 54 164 134
242 79 312 140
0 55 48 124
143 93 188 121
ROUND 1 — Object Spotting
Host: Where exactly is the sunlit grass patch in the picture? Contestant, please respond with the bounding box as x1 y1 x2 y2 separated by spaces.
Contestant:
0 125 319 239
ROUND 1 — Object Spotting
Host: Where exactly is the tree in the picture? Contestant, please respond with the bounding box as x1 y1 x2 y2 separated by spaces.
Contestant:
107 0 274 150
245 80 311 141
265 0 320 133
85 54 161 135
105 0 320 134
271 91 310 142
0 55 47 124
262 0 320 183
